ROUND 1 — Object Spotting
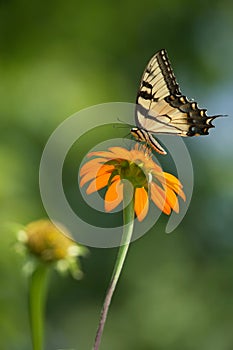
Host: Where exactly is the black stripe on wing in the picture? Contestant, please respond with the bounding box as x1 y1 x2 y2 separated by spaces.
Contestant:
156 49 181 96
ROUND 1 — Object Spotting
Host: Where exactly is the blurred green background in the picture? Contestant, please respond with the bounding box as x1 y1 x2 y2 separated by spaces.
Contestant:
1 0 233 349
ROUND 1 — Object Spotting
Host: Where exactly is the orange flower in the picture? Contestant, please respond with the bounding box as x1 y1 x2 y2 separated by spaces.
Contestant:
79 145 186 222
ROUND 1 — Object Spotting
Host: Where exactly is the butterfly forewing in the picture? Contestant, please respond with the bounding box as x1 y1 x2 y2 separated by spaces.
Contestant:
137 49 181 107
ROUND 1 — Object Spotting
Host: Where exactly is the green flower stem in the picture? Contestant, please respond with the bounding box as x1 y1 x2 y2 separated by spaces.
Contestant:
93 186 135 350
29 263 49 350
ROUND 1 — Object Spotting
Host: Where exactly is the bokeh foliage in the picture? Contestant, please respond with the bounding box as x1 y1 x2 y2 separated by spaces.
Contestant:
0 0 233 349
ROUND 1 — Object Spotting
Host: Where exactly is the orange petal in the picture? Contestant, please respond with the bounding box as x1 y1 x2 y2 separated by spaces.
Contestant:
79 158 107 176
80 164 114 187
163 173 186 202
168 185 186 202
177 188 186 201
163 172 182 188
108 147 131 159
129 149 160 169
165 187 179 213
80 170 97 187
105 179 123 212
96 164 115 177
150 182 171 215
87 151 115 159
147 159 163 173
111 174 121 183
134 187 149 222
86 173 111 194
150 166 166 183
152 172 166 185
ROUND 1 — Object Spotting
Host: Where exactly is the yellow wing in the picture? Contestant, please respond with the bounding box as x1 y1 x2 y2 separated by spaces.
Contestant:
136 49 219 137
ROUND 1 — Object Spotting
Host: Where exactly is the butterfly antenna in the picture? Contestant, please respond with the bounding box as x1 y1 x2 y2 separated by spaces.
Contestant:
112 124 130 129
116 116 132 128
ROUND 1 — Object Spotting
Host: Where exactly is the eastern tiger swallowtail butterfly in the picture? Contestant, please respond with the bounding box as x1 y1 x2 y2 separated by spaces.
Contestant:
131 49 221 155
